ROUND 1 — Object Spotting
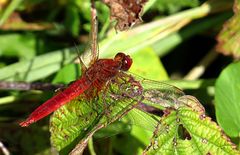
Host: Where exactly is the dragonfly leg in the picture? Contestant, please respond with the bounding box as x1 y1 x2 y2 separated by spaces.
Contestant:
54 81 79 95
101 81 113 120
54 87 66 94
91 95 103 114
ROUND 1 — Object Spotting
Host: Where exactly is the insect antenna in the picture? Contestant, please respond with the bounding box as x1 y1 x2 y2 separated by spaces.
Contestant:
74 42 87 74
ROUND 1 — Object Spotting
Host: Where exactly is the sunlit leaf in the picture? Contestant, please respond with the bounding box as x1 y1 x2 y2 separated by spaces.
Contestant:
215 61 240 137
130 47 168 81
50 73 143 154
52 63 81 84
144 96 239 155
153 0 200 14
0 49 76 81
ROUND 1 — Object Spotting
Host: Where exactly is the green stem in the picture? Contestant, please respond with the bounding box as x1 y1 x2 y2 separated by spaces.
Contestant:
0 96 16 105
165 79 215 90
88 137 96 155
153 12 232 57
0 0 23 26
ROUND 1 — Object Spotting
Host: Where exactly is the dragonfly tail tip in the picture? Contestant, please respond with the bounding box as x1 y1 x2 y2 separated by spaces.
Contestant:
19 121 29 127
19 119 34 127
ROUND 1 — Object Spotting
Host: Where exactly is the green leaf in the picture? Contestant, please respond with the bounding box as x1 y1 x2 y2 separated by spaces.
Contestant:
130 47 169 81
0 33 36 60
52 63 81 84
110 105 160 155
215 61 240 137
50 73 143 154
123 108 158 134
216 0 240 59
95 108 158 139
153 0 200 14
122 110 158 154
64 5 80 37
0 48 76 82
144 96 239 155
94 121 132 138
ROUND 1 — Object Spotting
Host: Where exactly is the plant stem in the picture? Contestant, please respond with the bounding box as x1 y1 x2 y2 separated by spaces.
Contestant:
0 0 23 26
165 79 215 90
88 137 96 155
0 96 16 105
0 141 10 155
0 81 64 91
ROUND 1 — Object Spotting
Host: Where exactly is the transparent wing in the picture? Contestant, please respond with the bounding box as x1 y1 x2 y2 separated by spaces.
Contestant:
101 72 185 131
121 73 185 109
139 78 184 109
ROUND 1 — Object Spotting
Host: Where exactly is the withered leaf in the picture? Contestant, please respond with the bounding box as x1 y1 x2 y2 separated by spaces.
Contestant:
102 0 148 31
216 0 240 59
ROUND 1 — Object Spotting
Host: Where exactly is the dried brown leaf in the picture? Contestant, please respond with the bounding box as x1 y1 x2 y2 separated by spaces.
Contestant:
102 0 148 31
0 12 53 31
216 0 240 59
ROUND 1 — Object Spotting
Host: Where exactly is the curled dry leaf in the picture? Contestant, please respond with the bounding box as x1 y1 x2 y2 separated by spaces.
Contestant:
216 0 240 59
102 0 148 31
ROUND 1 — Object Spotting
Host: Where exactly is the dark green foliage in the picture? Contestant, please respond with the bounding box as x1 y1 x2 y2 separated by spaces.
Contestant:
0 0 239 154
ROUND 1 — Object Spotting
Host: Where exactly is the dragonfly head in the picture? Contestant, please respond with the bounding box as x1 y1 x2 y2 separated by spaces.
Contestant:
114 52 132 71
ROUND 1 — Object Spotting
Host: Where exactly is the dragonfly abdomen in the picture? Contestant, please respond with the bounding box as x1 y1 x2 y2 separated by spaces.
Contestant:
19 76 92 127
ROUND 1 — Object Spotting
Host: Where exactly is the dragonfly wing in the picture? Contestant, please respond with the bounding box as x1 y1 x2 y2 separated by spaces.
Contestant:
99 72 160 131
125 73 185 109
140 79 184 109
98 72 184 130
100 72 143 124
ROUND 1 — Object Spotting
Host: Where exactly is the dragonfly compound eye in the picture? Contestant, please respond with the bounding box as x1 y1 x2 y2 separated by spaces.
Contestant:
114 52 132 71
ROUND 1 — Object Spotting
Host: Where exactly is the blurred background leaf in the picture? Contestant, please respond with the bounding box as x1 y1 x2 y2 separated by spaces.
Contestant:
215 61 240 138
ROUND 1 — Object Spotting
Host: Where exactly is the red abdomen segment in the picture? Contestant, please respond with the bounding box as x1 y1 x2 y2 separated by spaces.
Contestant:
19 76 91 127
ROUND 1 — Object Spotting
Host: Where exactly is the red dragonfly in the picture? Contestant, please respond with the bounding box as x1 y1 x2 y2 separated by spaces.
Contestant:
19 2 184 127
19 2 137 127
19 52 133 127
19 50 184 128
